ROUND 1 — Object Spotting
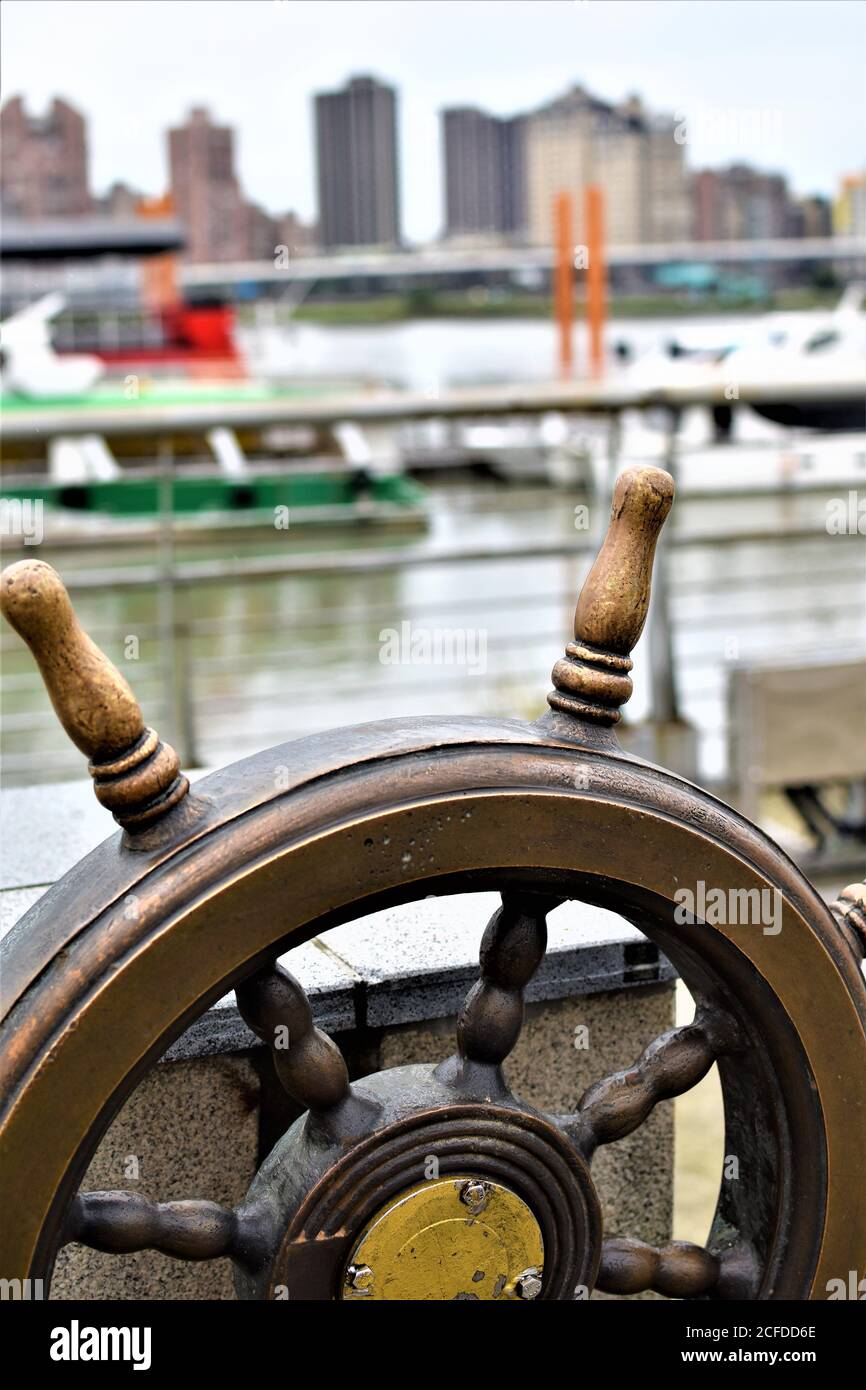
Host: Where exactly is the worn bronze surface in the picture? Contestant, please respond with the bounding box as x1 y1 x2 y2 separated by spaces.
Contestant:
4 742 860 1300
444 890 556 1084
831 879 866 959
575 1008 740 1157
237 964 353 1114
1 464 864 1301
597 1234 760 1299
0 559 188 829
598 1237 720 1298
236 961 378 1140
66 1191 241 1261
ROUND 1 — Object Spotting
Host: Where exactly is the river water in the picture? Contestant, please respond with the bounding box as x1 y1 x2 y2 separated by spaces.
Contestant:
241 310 777 389
2 312 864 793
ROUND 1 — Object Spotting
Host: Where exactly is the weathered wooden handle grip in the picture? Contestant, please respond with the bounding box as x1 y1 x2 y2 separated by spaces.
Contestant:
548 465 674 726
2 559 144 759
1 559 188 830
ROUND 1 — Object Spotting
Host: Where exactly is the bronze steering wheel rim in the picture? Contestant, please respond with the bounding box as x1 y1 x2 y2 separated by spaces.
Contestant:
1 718 864 1297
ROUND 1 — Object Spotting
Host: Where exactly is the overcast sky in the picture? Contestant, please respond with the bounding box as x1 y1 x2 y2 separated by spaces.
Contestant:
2 0 863 241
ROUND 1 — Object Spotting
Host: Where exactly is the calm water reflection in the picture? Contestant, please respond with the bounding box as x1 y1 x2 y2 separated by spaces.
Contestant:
3 314 864 789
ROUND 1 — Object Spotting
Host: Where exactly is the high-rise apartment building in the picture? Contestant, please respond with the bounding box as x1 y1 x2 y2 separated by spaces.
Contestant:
243 201 281 263
524 87 595 247
242 202 318 261
692 164 793 241
98 181 145 219
834 173 866 238
441 107 525 241
0 96 93 218
794 195 832 239
314 75 400 249
523 87 689 247
645 119 692 243
592 120 645 246
692 169 725 240
168 107 247 262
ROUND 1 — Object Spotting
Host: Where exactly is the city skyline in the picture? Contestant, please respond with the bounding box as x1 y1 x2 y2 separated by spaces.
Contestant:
3 86 843 259
3 84 851 260
2 0 863 243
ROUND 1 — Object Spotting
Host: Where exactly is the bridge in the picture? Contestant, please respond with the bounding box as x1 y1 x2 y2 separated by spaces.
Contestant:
181 237 866 296
2 221 863 303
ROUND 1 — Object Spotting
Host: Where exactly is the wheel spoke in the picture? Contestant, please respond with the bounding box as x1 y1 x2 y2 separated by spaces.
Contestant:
597 1236 719 1297
596 1234 759 1299
438 890 560 1086
64 1191 240 1261
236 961 378 1132
576 1007 739 1157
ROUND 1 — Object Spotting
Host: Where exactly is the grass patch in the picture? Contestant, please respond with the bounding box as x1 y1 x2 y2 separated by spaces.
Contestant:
244 286 840 327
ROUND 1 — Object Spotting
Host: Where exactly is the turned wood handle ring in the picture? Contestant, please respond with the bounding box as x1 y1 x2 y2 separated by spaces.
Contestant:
548 465 675 726
1 559 188 830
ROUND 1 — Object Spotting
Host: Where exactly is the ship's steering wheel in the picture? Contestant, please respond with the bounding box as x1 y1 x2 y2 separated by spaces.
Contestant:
1 466 863 1300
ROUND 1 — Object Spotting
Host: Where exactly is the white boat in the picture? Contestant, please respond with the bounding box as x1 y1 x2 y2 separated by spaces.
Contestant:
714 284 865 430
631 287 866 433
0 292 103 398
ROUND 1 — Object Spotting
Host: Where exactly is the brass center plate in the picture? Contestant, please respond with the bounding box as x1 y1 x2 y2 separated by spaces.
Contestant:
340 1175 544 1301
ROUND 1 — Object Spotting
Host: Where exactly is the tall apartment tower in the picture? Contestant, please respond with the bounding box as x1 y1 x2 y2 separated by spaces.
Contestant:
524 86 689 247
315 75 400 249
168 107 247 262
644 117 691 243
795 195 831 239
834 173 866 238
0 96 92 218
692 164 793 240
441 107 525 240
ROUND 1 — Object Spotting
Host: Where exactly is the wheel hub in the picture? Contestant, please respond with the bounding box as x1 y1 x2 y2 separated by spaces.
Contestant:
236 1068 604 1300
340 1175 544 1301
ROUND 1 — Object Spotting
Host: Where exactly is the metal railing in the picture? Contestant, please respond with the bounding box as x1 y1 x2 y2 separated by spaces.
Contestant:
2 525 863 787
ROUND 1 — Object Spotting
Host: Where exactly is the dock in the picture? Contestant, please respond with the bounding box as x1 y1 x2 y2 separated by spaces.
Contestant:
3 370 864 442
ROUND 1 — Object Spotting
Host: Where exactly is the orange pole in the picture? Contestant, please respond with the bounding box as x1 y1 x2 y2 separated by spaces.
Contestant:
137 193 179 311
554 191 574 378
585 183 606 378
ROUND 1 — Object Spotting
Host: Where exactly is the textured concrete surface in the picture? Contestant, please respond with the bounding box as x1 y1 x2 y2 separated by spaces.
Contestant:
0 780 118 890
51 1055 260 1301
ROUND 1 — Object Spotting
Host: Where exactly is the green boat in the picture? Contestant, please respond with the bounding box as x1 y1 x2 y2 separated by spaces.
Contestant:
1 380 429 547
0 463 428 551
1 376 366 418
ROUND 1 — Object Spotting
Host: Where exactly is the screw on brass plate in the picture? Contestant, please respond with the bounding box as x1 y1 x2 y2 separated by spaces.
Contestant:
345 1263 374 1295
458 1179 492 1215
514 1267 543 1300
0 559 188 832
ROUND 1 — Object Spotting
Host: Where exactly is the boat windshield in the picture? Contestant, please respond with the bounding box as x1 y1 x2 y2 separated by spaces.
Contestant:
804 329 841 352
